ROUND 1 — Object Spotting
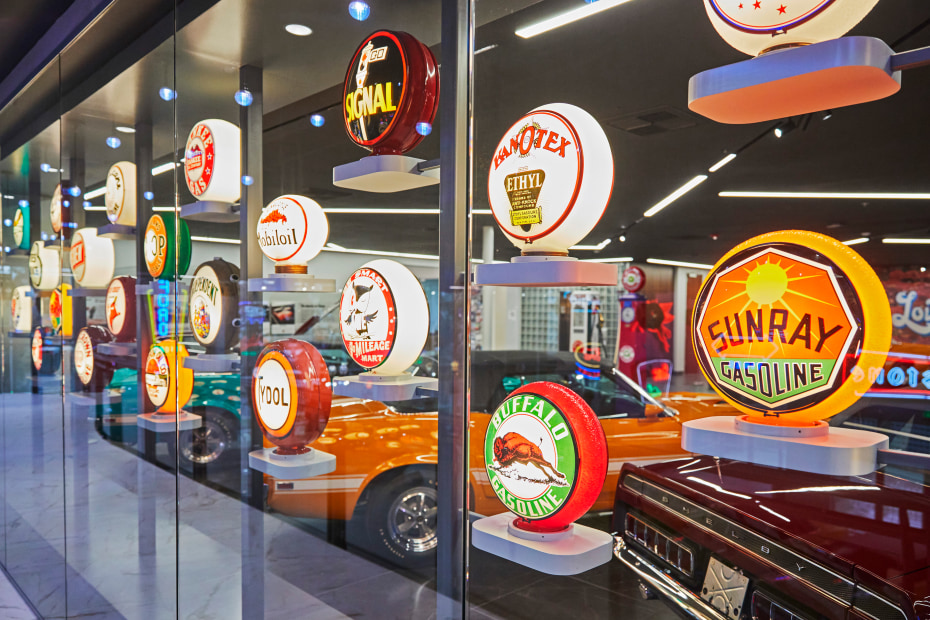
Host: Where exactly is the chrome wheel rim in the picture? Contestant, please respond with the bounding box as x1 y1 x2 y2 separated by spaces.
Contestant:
180 418 227 465
387 485 438 553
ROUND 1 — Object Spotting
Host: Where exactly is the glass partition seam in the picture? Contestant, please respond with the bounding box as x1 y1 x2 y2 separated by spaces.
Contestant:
57 57 69 620
438 0 475 616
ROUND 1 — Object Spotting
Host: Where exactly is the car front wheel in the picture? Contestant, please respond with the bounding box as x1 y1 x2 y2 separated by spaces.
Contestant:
179 408 238 468
366 469 438 568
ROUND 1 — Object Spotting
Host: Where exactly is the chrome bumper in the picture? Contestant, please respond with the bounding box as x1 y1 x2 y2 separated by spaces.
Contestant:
613 535 729 620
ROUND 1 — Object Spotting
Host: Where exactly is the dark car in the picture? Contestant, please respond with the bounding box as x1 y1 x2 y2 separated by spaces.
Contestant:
611 457 930 620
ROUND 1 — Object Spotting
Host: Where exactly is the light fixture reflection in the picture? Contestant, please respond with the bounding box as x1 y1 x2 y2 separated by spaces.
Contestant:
644 175 708 217
285 24 313 36
516 0 635 38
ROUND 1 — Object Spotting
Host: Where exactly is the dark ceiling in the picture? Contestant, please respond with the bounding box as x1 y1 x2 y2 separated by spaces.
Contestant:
0 0 75 78
3 0 930 269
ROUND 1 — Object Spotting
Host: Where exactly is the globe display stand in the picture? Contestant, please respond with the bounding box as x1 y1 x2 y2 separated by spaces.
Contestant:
682 416 888 476
247 448 337 480
137 411 202 432
183 353 240 373
180 200 240 223
96 223 136 240
247 274 336 293
690 36 902 124
472 512 613 576
98 342 137 357
333 155 440 193
474 255 618 288
333 373 438 402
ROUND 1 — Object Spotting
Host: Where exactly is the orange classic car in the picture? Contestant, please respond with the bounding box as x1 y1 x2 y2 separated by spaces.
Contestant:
265 350 739 567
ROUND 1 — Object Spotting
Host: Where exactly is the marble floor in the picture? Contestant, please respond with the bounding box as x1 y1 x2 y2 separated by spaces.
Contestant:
0 565 38 620
0 390 678 620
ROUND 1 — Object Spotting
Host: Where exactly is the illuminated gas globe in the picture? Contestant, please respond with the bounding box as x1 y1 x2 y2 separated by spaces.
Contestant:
74 325 115 391
70 228 115 288
12 205 29 249
252 339 332 454
488 103 613 254
184 119 241 204
703 0 879 56
50 284 73 338
105 161 137 225
692 230 890 425
50 184 67 234
29 241 61 291
188 259 240 353
144 214 192 280
11 286 31 332
484 381 607 533
256 195 328 274
144 340 194 414
105 276 136 342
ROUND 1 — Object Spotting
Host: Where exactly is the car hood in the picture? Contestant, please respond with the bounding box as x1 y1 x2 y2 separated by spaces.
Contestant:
637 457 930 593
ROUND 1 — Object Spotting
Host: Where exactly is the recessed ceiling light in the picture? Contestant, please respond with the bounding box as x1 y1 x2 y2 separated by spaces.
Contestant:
647 258 714 270
115 126 135 133
285 24 312 36
708 153 736 173
882 238 930 244
720 191 930 200
644 175 708 217
516 0 635 38
588 256 633 263
842 238 869 245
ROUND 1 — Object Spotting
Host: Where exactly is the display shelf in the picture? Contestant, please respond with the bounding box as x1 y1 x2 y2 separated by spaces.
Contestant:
97 223 136 240
68 288 109 298
8 248 29 256
689 36 900 124
682 416 889 476
68 389 122 407
137 411 202 432
247 273 336 293
248 447 336 480
180 200 241 223
333 155 440 193
472 512 613 576
183 353 240 372
7 330 34 339
475 256 618 288
98 342 137 357
333 374 438 401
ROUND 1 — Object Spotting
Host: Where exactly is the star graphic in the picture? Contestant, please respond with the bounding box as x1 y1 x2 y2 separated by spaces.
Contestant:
777 4 786 13
738 2 743 7
753 0 761 8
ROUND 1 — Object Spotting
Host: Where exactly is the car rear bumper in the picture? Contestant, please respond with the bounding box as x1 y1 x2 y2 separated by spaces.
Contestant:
613 535 728 620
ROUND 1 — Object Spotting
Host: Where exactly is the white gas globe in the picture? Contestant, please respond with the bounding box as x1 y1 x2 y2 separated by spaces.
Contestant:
70 228 115 288
703 0 879 57
50 184 64 233
339 259 429 375
11 286 31 332
488 103 613 254
257 195 329 271
105 161 137 225
29 241 61 291
184 119 241 204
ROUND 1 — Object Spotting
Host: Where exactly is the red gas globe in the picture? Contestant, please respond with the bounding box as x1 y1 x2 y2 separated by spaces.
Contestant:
484 381 608 533
342 30 439 156
252 339 332 455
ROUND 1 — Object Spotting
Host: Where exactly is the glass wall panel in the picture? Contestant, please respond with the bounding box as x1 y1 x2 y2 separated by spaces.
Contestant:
469 2 930 620
0 61 67 619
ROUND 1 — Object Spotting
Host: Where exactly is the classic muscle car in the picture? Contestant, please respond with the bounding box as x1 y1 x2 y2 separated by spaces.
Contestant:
611 456 930 620
267 350 739 567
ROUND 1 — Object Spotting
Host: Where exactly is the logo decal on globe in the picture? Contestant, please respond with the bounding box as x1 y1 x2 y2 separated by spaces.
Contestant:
707 0 836 33
106 280 126 334
13 207 26 248
106 163 127 222
144 216 169 277
50 184 63 233
340 267 397 369
253 352 296 433
485 392 577 521
257 198 306 261
74 329 95 385
692 230 891 422
185 123 215 197
190 269 220 343
621 266 646 293
32 328 43 371
145 345 171 408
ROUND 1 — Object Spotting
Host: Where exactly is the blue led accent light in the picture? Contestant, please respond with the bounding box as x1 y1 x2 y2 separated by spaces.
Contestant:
310 114 325 127
242 175 254 186
159 87 177 101
234 89 253 106
40 163 51 172
416 122 432 136
83 201 91 208
3 219 10 227
106 136 121 149
41 232 48 241
349 1 370 21
144 191 154 201
18 200 28 208
67 186 81 197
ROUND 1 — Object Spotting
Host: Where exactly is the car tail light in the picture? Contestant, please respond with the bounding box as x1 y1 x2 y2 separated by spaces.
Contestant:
625 513 694 577
276 482 294 490
751 590 806 620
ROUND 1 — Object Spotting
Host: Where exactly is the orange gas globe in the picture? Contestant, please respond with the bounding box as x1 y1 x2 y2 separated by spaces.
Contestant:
144 340 194 414
252 339 332 455
691 230 891 425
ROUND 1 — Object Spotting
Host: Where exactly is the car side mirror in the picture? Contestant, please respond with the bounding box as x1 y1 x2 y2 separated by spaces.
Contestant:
644 403 663 419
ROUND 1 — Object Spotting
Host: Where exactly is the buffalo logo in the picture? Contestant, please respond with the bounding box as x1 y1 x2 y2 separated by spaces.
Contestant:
484 392 577 520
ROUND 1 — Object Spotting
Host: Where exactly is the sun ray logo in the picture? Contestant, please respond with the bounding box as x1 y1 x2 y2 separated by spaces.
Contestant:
692 230 890 422
485 392 577 521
